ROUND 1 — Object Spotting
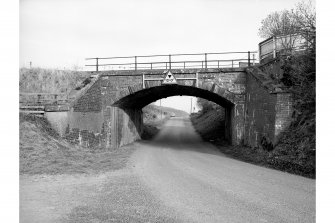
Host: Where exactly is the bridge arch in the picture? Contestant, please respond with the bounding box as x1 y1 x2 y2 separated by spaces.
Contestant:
100 68 247 148
67 69 247 149
111 84 235 144
113 84 234 109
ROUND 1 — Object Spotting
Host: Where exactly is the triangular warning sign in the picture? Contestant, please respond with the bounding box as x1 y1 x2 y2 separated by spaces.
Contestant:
162 71 177 84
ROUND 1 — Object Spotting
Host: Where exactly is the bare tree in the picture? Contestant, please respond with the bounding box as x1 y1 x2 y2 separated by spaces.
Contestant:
292 1 316 53
258 9 298 39
258 0 315 52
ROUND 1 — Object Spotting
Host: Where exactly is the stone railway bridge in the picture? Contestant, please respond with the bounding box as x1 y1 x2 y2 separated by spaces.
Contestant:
41 66 292 149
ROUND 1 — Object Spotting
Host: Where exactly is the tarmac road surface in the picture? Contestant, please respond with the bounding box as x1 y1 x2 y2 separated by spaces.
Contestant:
130 116 315 223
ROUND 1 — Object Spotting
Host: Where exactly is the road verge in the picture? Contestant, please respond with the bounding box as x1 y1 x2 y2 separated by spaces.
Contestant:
190 110 315 178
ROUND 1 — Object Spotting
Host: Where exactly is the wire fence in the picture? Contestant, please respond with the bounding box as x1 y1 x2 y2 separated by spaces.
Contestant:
19 93 69 105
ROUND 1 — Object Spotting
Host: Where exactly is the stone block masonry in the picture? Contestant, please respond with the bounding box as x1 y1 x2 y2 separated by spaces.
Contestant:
244 71 277 147
59 74 143 149
102 69 247 146
244 68 293 147
73 79 102 112
274 93 293 141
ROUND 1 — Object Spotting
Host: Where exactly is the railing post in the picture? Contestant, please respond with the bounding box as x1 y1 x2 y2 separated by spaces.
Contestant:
142 74 145 89
232 60 234 68
165 62 167 69
248 51 251 67
218 60 220 68
205 53 207 69
96 58 99 71
135 56 137 71
54 94 58 105
169 54 171 70
150 63 152 70
184 62 186 69
253 53 255 65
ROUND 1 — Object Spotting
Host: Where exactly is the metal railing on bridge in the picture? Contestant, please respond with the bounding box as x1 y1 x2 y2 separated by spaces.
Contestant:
85 51 258 71
259 34 308 63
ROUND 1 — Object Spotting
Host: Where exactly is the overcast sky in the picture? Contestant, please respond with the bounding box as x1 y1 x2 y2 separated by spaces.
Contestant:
20 0 314 69
19 0 315 112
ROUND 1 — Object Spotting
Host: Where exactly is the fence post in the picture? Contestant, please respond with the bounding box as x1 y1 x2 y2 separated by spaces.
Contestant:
218 60 220 68
273 36 277 59
205 53 207 69
150 63 152 70
37 94 41 104
259 42 262 63
135 56 137 71
248 51 251 67
169 54 171 70
232 60 234 68
96 58 99 71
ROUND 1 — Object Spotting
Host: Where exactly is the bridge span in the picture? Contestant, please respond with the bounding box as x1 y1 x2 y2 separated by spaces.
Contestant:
20 51 292 149
24 61 292 150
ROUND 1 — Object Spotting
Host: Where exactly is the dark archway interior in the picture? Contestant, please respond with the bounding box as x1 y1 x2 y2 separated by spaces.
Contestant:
112 85 234 144
113 85 234 110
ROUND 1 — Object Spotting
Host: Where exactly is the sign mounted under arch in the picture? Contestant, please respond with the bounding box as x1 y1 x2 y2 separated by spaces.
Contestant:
142 70 199 89
162 71 177 84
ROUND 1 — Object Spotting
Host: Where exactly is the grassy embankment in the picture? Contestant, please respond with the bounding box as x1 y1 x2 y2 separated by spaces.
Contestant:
19 68 188 175
19 67 90 93
191 107 315 178
20 113 135 175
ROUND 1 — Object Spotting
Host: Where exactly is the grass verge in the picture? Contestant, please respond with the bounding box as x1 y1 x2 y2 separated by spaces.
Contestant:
190 111 315 179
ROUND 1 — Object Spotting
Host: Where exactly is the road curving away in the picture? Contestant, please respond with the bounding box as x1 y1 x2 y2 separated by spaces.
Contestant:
20 116 315 223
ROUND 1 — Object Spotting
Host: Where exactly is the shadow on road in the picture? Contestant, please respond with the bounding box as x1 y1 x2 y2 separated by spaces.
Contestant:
140 117 225 156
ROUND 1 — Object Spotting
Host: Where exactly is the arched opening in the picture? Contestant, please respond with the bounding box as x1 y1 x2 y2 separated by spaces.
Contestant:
112 85 235 144
113 85 234 109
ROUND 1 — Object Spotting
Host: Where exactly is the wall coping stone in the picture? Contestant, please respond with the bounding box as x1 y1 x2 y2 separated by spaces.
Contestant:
68 73 102 107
